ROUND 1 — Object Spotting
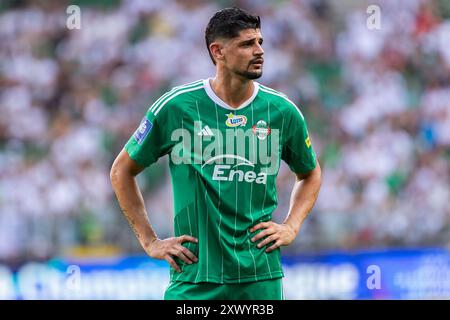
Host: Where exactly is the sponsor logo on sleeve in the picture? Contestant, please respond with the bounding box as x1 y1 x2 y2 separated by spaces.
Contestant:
305 136 311 148
134 118 153 145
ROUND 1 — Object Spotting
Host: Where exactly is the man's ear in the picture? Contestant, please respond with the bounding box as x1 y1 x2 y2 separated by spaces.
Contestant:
210 42 225 63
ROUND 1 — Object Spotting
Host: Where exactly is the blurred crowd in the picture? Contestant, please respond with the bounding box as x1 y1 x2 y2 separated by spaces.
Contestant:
0 0 449 262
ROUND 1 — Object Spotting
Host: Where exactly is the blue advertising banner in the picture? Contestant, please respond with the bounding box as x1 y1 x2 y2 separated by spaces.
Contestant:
1 248 449 299
282 248 450 299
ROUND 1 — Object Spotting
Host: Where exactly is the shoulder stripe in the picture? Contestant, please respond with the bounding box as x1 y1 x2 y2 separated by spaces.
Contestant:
258 84 289 98
153 84 204 116
259 86 304 120
258 84 288 97
149 80 203 113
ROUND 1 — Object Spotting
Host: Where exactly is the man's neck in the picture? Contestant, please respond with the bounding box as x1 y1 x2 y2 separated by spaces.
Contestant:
210 74 254 109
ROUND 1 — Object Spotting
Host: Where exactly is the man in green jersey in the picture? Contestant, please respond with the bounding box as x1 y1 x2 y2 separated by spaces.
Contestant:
110 7 322 300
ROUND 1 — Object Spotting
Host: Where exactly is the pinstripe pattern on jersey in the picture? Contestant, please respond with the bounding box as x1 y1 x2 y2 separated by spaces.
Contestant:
261 100 273 277
174 115 194 282
194 100 204 283
234 164 240 282
214 103 225 283
261 99 286 276
247 102 258 280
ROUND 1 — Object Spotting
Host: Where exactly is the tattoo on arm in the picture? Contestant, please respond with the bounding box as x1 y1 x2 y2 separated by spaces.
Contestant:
121 207 141 240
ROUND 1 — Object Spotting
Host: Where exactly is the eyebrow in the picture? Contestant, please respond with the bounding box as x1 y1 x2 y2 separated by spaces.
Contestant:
239 37 264 45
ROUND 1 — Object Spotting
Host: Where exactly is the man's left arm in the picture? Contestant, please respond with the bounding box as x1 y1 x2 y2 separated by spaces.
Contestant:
250 160 322 252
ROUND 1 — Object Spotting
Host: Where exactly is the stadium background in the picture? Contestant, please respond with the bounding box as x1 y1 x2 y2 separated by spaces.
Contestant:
0 0 449 299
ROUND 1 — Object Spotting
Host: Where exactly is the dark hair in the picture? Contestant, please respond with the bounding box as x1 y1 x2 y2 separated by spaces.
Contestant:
205 7 261 65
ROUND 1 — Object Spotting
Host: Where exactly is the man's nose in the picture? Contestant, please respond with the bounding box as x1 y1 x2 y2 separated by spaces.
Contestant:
254 43 264 56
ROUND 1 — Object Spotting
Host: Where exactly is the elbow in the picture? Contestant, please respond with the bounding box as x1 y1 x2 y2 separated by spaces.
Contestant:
315 161 322 185
110 150 143 190
312 160 322 191
110 159 121 190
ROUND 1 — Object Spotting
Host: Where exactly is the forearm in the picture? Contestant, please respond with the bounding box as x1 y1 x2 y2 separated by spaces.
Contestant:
283 165 322 234
110 168 157 250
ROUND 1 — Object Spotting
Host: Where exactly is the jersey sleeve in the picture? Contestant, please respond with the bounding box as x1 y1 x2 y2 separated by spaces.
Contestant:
125 97 178 168
281 102 317 174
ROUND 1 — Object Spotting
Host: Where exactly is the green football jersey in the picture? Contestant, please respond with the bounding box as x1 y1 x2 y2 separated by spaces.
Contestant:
125 78 316 284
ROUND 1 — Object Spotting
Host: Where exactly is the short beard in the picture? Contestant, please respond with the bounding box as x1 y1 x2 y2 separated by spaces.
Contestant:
235 69 262 80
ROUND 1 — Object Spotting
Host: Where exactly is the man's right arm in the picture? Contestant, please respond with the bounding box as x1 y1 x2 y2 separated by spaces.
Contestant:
110 149 198 272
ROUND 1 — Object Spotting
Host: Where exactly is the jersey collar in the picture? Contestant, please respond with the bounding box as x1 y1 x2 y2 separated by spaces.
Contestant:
203 78 259 111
